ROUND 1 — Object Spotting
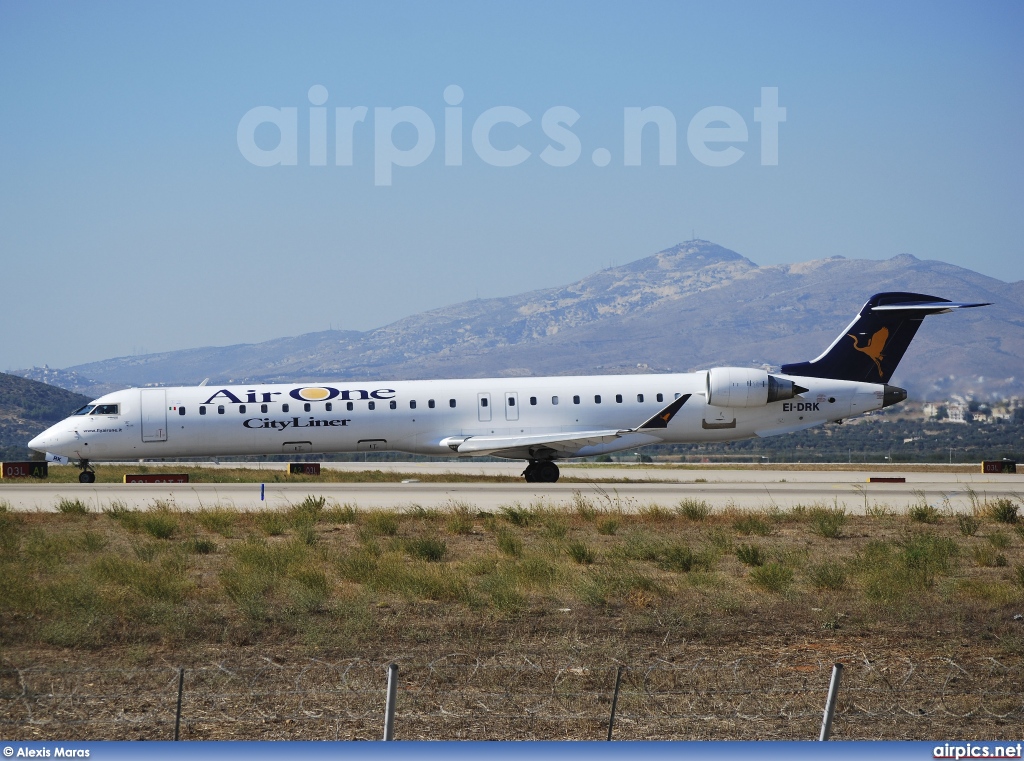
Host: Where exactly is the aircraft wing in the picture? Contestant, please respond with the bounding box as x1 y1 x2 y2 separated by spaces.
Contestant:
439 394 692 458
442 429 626 457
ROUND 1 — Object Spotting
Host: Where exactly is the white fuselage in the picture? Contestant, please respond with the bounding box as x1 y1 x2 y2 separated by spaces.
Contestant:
28 371 887 463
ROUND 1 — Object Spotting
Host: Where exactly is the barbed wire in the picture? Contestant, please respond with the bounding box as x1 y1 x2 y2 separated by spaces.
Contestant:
2 654 1021 740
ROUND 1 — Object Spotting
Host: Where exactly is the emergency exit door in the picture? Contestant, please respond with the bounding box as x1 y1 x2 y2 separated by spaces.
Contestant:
140 388 168 442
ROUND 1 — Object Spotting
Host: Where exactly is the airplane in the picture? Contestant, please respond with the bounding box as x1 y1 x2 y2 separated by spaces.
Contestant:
28 292 988 483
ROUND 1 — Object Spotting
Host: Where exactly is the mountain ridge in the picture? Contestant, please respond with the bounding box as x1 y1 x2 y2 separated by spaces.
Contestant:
16 240 1024 400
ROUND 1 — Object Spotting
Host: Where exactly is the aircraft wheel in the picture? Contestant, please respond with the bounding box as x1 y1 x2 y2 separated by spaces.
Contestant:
522 462 538 482
79 471 96 484
536 461 559 483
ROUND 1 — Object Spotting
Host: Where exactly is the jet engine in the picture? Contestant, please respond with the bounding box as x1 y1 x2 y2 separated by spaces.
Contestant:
705 368 806 407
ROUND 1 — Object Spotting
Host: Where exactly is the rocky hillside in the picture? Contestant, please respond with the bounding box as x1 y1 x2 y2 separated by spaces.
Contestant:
0 373 90 461
17 241 1024 399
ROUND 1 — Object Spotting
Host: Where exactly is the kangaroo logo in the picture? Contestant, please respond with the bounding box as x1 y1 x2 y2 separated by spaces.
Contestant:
848 327 888 377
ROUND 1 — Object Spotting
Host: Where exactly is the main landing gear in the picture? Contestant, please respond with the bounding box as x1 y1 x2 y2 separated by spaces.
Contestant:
78 460 96 484
523 460 559 483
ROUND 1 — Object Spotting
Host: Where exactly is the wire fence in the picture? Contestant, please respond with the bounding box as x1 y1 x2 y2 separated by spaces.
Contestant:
2 654 1022 740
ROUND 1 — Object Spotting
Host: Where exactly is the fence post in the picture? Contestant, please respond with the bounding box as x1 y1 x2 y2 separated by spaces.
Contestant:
383 663 398 741
818 663 843 741
607 665 624 741
173 667 184 741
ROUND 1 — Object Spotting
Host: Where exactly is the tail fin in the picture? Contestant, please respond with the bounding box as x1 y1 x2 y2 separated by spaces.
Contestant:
780 292 989 383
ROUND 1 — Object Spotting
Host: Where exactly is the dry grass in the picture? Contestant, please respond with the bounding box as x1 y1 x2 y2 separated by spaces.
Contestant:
1 498 1022 740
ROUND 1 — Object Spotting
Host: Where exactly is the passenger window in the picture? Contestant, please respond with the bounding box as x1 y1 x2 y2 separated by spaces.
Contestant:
369 401 376 410
428 399 435 409
530 397 537 406
261 404 268 413
282 403 290 413
239 405 246 413
674 393 681 400
594 395 601 404
481 398 488 407
449 399 456 408
390 400 397 409
552 396 559 405
73 405 96 416
218 405 225 414
326 402 333 411
178 407 186 416
657 393 664 403
508 397 515 407
410 400 416 409
637 394 644 403
573 395 580 405
616 394 623 403
304 403 311 412
91 404 119 415
346 402 354 411
199 406 206 416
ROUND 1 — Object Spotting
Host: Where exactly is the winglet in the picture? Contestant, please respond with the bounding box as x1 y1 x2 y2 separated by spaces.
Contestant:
637 394 691 430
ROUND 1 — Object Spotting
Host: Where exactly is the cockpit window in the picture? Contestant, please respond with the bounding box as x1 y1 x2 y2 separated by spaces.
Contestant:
72 405 96 416
91 404 119 416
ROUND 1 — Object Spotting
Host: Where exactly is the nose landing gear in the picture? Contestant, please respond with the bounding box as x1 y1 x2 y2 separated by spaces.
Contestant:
522 460 560 483
77 460 96 484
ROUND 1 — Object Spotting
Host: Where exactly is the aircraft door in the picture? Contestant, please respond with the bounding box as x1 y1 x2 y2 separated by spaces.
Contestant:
477 393 492 422
140 388 168 442
505 392 519 421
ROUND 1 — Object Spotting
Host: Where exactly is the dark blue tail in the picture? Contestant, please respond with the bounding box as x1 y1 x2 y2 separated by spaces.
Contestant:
780 292 989 384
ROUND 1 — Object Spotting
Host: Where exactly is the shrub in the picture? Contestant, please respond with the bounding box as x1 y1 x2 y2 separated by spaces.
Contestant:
571 491 597 520
808 561 846 591
499 504 536 527
749 563 793 593
657 544 698 573
736 543 765 567
323 503 358 524
908 504 941 524
732 514 774 536
956 514 980 537
988 530 1011 550
56 498 89 515
403 537 448 562
445 502 474 535
809 507 846 539
254 512 288 536
639 504 675 523
195 508 237 536
363 512 399 537
140 512 178 540
676 498 712 521
567 540 595 565
597 517 619 535
496 529 522 557
186 537 218 554
988 498 1019 524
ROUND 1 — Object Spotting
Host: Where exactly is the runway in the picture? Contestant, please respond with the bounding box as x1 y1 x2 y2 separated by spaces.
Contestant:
2 463 1021 514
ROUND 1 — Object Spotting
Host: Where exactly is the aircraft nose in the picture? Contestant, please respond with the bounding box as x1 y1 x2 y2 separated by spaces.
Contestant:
28 433 48 452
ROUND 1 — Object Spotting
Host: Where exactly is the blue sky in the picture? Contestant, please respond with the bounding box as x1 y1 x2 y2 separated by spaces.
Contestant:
1 1 1022 370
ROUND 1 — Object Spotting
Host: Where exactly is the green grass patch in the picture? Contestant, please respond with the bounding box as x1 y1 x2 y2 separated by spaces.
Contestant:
676 498 712 521
957 514 981 537
908 503 941 524
736 543 765 567
596 517 619 535
809 506 846 539
566 539 595 565
988 498 1019 524
808 561 846 590
732 513 775 536
403 536 448 562
56 497 89 515
748 562 793 593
